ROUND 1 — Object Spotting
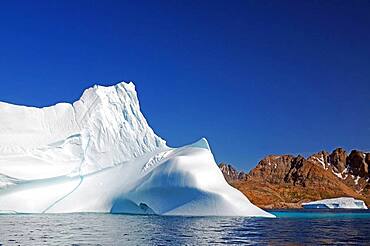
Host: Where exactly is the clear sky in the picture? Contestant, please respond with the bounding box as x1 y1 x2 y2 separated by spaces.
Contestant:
0 1 369 170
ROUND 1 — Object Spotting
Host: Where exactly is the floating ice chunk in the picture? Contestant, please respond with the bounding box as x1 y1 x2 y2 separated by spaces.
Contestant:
302 197 368 209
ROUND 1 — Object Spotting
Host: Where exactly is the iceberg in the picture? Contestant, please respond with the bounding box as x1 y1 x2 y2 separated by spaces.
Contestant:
302 197 368 209
0 82 273 217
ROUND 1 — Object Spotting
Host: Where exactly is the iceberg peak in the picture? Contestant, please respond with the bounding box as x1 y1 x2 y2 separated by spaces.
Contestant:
188 138 211 150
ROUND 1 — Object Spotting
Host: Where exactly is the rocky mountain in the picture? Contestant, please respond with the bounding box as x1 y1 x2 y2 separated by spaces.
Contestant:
219 148 370 208
218 163 247 183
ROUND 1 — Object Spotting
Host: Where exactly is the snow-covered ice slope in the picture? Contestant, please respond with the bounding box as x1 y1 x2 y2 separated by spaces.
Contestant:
302 197 368 209
0 82 273 217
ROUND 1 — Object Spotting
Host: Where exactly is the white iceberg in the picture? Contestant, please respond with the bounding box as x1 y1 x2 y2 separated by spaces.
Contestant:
302 197 368 209
0 82 273 217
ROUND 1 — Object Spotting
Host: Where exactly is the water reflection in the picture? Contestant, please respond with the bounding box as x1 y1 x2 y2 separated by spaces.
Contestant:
0 213 369 245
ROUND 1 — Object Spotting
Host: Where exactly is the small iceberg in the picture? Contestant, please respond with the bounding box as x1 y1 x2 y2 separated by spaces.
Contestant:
302 197 368 209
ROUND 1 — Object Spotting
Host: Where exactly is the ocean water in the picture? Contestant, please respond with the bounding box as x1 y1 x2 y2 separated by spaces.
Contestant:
0 210 369 245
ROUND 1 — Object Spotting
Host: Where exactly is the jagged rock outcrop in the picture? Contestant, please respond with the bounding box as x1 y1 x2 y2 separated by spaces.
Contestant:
347 150 369 178
218 163 247 182
220 148 370 209
329 148 347 173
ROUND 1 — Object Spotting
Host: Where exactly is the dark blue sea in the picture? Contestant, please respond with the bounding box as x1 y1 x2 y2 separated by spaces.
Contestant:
1 209 370 245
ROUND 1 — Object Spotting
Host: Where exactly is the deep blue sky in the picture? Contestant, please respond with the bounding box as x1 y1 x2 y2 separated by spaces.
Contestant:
0 1 369 170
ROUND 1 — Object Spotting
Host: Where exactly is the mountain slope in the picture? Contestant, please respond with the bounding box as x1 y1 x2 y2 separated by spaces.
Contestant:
220 148 370 208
